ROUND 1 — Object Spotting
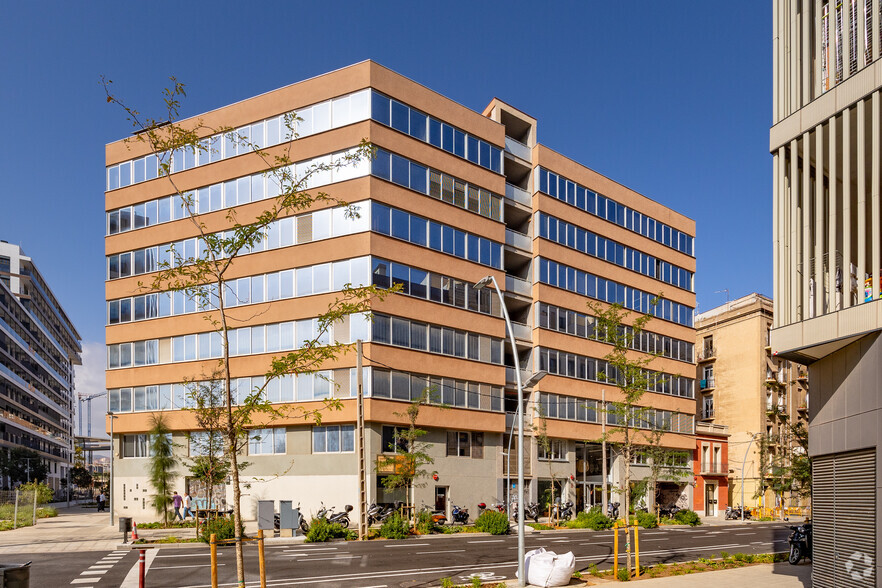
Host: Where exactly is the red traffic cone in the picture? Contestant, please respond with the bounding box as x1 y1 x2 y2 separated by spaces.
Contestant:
132 522 139 541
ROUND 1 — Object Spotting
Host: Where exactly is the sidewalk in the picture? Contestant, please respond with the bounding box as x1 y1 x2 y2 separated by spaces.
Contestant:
621 562 811 586
0 505 121 554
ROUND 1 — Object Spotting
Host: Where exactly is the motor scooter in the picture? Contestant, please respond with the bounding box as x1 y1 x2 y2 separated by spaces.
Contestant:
788 522 812 564
451 504 469 524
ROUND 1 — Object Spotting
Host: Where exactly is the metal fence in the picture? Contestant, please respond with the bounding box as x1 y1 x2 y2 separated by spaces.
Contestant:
0 489 51 529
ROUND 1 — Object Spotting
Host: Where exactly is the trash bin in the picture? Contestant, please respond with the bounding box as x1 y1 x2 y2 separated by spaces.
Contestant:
0 562 31 588
119 517 132 533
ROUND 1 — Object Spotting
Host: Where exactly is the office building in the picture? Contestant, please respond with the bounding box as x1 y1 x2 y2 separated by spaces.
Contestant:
695 294 808 515
0 242 81 491
104 61 697 521
772 1 882 584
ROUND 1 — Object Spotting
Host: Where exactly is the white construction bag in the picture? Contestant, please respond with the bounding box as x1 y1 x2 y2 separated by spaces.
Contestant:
518 547 576 587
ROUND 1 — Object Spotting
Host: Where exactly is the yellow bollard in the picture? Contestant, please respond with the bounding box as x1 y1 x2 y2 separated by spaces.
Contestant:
258 529 267 588
210 533 218 588
613 520 619 578
634 521 640 578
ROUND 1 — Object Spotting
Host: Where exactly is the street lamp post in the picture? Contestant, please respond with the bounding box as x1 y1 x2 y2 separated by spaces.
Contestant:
504 370 547 517
107 412 117 527
475 275 544 587
741 433 759 523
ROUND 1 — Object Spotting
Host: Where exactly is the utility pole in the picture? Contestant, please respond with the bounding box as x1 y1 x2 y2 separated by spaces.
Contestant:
601 389 608 517
356 340 367 540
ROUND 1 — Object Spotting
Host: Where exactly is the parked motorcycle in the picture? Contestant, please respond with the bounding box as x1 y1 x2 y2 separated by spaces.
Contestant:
658 504 682 519
477 502 505 515
420 505 447 526
451 504 469 525
552 499 574 521
327 504 353 528
607 502 620 519
725 504 752 520
524 501 540 522
370 501 402 525
274 502 310 533
788 523 812 564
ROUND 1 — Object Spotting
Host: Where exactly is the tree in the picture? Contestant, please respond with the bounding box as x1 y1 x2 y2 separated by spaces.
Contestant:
103 78 395 584
590 299 659 575
186 378 233 512
148 414 178 525
379 389 437 524
70 465 93 489
533 408 560 523
0 448 48 485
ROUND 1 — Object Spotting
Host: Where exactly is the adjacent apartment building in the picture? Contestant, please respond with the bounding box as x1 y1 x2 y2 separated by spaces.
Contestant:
104 61 697 522
771 1 882 584
0 242 81 492
694 293 808 516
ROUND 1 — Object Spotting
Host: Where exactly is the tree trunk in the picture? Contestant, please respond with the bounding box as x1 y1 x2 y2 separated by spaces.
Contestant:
624 429 632 576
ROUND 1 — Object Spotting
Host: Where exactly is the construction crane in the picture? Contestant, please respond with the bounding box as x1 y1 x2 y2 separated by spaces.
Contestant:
78 391 107 438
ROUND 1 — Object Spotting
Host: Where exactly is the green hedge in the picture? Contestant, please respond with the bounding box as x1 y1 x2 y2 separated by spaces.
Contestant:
379 512 409 539
674 509 701 526
566 507 614 530
474 511 510 535
305 518 354 542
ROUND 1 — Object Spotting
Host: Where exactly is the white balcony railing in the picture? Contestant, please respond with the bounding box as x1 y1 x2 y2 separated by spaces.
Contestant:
505 183 531 206
505 229 532 252
505 274 532 297
504 136 531 161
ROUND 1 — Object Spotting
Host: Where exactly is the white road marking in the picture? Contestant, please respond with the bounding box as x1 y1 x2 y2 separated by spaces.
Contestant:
294 555 360 562
416 549 465 554
80 570 108 575
120 548 158 588
467 539 504 543
89 565 114 569
383 543 430 547
155 553 214 558
151 563 225 569
70 580 96 585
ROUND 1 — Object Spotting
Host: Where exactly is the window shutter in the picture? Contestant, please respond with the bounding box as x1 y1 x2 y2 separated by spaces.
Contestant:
472 432 483 459
296 215 313 244
446 432 457 457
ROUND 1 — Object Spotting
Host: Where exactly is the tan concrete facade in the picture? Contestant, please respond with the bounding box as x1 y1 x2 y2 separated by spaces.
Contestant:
105 61 696 523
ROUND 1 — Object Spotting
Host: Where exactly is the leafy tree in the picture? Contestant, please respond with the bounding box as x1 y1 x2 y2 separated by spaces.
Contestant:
103 78 395 584
533 408 560 523
147 415 178 525
70 465 93 489
0 448 48 485
186 378 233 512
589 299 659 574
379 389 437 523
639 426 691 516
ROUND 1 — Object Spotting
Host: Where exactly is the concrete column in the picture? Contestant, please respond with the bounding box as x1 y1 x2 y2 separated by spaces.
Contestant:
815 123 825 318
774 149 782 327
791 138 801 320
857 99 867 296
803 131 813 319
774 0 780 121
829 114 838 312
872 91 881 300
874 0 881 62
816 0 825 94
843 106 853 308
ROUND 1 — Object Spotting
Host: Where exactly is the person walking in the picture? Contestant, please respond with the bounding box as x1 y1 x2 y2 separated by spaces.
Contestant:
183 492 193 519
172 491 183 521
97 491 106 512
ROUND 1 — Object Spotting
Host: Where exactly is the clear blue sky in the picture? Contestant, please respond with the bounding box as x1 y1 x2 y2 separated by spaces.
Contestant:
0 2 772 432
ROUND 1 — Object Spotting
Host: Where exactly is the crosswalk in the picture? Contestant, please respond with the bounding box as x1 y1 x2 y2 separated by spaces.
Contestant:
69 550 129 586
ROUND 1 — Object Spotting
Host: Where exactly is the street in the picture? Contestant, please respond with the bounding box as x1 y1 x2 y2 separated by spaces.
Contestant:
13 523 797 587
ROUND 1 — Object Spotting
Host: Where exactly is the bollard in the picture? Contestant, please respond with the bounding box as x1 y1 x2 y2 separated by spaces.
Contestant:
210 533 218 588
634 521 640 578
132 522 139 541
138 549 146 588
257 529 267 588
613 520 619 578
13 489 19 530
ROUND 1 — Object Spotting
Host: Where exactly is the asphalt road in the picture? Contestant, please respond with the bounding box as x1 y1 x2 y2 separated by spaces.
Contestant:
13 523 795 587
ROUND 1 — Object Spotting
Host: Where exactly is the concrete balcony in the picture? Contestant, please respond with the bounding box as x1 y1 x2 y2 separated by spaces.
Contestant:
699 461 729 476
505 229 531 252
505 275 532 298
505 367 533 387
504 136 531 161
511 321 532 343
505 183 531 207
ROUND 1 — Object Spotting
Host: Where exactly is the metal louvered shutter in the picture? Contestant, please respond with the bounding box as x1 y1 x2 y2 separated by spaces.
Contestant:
814 449 876 587
812 455 836 587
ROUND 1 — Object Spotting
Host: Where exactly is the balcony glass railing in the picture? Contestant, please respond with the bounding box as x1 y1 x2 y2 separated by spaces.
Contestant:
505 229 532 252
505 274 532 297
504 136 531 161
505 183 531 206
700 462 728 474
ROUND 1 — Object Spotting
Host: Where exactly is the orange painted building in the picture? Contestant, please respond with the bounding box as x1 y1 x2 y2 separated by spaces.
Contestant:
693 422 729 517
104 61 696 522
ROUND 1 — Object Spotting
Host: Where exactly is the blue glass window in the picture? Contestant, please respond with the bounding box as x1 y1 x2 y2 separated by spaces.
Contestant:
119 162 131 187
429 118 442 147
371 92 390 126
442 125 454 153
372 203 390 234
391 100 409 134
467 235 480 262
491 243 501 269
410 162 427 193
479 142 490 168
453 130 465 158
490 147 501 173
391 153 410 186
429 222 442 250
410 216 427 246
373 149 391 181
391 209 410 240
442 226 454 254
410 110 427 141
467 136 479 164
479 238 491 266
453 230 465 258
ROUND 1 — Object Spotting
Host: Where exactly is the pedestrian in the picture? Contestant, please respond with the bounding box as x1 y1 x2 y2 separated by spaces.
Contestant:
172 491 183 521
97 491 106 512
183 491 193 519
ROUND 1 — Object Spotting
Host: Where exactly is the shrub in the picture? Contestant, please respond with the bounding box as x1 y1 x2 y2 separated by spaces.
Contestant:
474 510 510 535
414 510 437 534
199 516 240 543
19 481 53 504
567 507 613 530
617 567 631 581
635 511 658 529
674 509 701 526
440 578 454 588
306 517 354 542
379 512 409 539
